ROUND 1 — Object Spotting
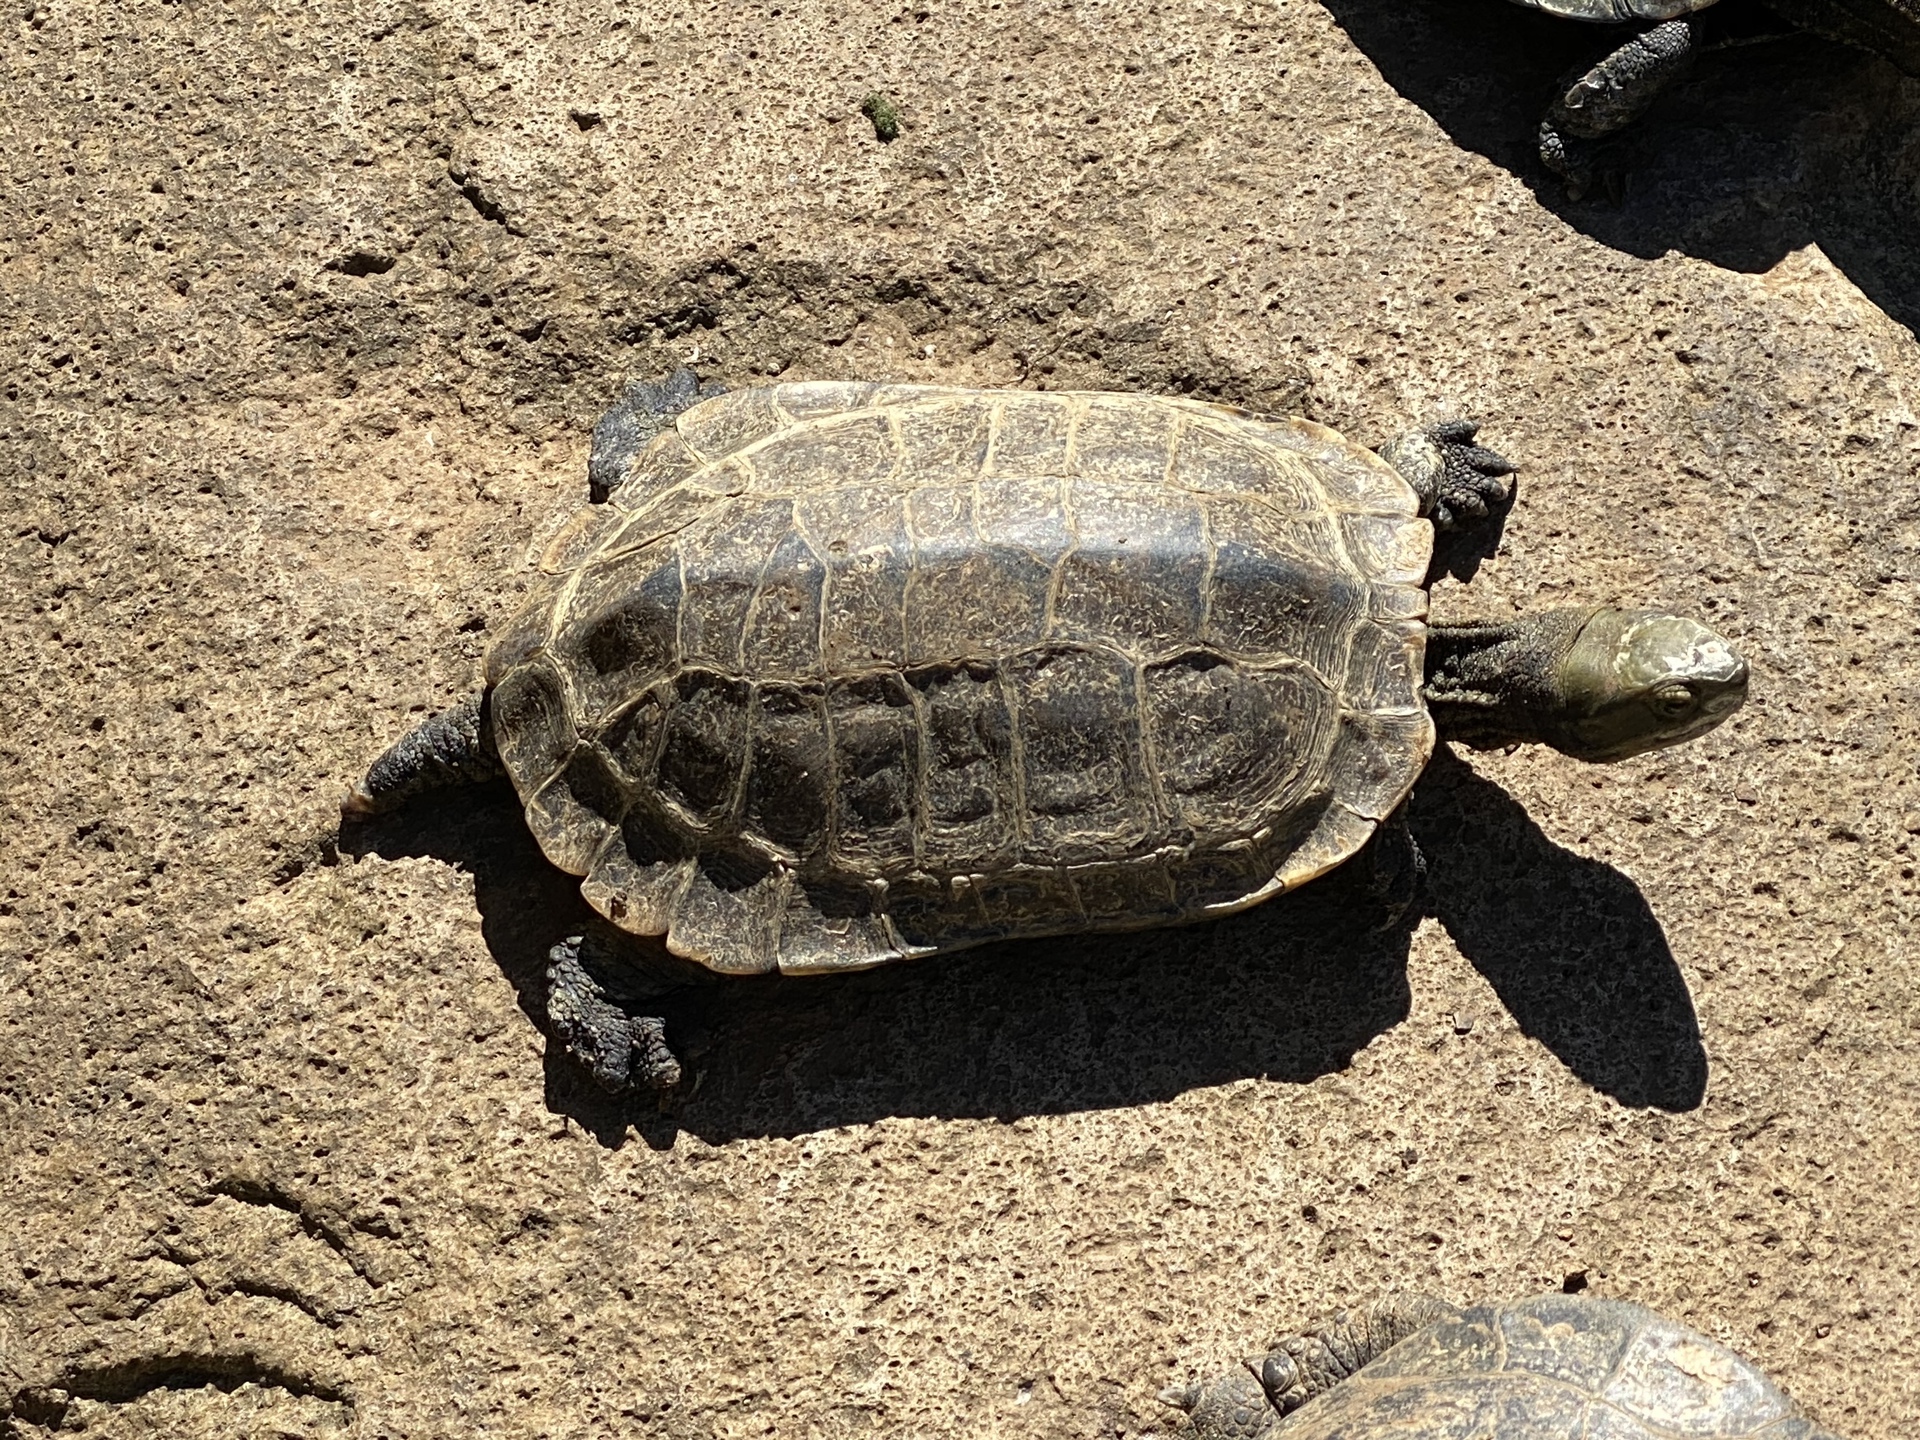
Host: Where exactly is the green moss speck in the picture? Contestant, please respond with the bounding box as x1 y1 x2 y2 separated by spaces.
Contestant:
861 91 902 143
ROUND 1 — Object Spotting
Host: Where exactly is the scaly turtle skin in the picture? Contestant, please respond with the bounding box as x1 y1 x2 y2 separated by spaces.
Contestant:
343 375 1747 1091
1167 1293 1847 1439
1517 0 1920 196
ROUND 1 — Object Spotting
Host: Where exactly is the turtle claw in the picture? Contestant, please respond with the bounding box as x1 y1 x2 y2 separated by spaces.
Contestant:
1158 1381 1201 1411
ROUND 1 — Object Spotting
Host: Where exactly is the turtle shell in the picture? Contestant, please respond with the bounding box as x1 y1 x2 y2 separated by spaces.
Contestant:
1275 1295 1843 1439
484 383 1434 976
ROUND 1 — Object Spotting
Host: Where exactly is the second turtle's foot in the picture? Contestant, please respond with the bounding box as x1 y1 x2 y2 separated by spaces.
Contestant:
1540 18 1697 200
1160 1365 1284 1440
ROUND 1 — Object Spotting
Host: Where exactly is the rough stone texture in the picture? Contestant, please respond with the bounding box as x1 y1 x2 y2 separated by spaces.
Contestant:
2 0 1918 1436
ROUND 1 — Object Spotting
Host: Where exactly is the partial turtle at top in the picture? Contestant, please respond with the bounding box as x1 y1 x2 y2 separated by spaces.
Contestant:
342 373 1748 1091
1165 1292 1846 1439
1521 0 1920 196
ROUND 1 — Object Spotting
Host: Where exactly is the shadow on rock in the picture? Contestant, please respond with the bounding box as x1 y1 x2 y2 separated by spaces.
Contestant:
340 751 1704 1147
1320 0 1920 331
1406 750 1707 1112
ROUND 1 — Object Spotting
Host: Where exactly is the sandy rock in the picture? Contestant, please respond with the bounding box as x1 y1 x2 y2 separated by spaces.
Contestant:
3 0 1918 1435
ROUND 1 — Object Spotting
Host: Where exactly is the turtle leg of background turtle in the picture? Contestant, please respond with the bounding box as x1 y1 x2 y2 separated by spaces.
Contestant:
340 690 504 820
1159 1365 1286 1440
587 368 728 502
1376 420 1516 533
1252 1294 1460 1415
1160 1295 1459 1437
546 932 684 1091
1539 20 1699 199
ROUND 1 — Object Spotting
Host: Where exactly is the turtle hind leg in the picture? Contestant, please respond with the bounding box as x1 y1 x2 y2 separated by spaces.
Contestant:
1159 1366 1285 1440
587 368 727 502
1162 1294 1459 1438
546 933 683 1091
1257 1294 1460 1414
342 691 504 820
1377 420 1516 533
1539 19 1700 198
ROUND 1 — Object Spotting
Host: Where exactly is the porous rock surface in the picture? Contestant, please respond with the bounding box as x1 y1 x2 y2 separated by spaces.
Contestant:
3 0 1919 1435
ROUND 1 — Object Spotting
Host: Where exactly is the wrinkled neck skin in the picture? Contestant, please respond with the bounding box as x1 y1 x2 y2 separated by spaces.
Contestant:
1423 608 1594 752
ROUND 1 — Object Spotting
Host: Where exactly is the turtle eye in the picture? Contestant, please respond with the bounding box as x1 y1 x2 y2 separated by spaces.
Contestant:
1651 683 1696 719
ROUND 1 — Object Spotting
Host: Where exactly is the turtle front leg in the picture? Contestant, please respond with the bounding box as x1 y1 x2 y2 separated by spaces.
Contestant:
588 367 727 502
1377 421 1516 532
546 933 683 1091
1162 1295 1460 1436
1539 20 1699 198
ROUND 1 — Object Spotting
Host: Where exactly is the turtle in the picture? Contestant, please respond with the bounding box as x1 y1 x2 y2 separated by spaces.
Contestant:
342 372 1748 1091
1520 0 1920 196
1163 1291 1846 1439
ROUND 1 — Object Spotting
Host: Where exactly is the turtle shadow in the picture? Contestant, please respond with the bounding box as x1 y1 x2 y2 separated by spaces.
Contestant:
340 755 1705 1145
1316 0 1920 333
341 786 1419 1146
1405 750 1707 1112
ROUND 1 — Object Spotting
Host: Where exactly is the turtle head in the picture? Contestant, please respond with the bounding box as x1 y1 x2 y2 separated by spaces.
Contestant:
1547 608 1748 762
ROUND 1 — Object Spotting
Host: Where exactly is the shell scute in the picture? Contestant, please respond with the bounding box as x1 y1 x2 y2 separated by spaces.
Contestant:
745 411 898 494
771 380 879 421
604 484 727 558
1072 395 1176 486
974 866 1079 933
803 486 913 671
1332 710 1436 821
1007 645 1153 864
905 485 1051 660
653 669 750 830
1278 418 1420 517
740 527 826 679
610 428 703 511
491 654 577 792
743 683 831 862
1143 654 1338 841
1342 617 1427 714
525 744 630 875
1601 1313 1794 1437
557 547 683 722
1169 418 1322 512
675 386 785 463
664 851 788 973
1341 510 1432 587
986 393 1075 475
580 816 693 936
894 396 994 477
484 570 568 687
1170 844 1282 917
774 880 906 975
910 661 1018 870
1490 1296 1639 1392
1069 858 1179 923
827 673 922 872
676 498 795 671
540 504 623 575
1052 479 1208 654
1203 499 1362 680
